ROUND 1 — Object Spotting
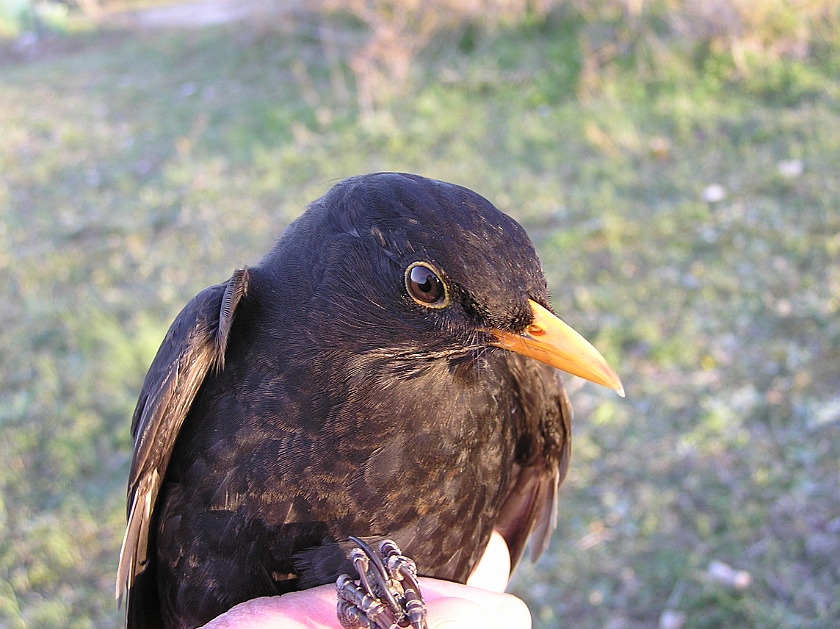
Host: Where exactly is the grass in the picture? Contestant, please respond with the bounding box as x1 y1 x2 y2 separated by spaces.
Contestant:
1 4 839 628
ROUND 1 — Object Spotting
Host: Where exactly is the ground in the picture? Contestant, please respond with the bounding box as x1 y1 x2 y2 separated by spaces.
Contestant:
0 2 838 628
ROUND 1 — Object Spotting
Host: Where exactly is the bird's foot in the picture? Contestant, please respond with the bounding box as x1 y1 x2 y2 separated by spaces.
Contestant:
336 537 427 629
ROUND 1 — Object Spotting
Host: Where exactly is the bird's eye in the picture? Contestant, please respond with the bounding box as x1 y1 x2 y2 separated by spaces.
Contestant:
405 262 449 308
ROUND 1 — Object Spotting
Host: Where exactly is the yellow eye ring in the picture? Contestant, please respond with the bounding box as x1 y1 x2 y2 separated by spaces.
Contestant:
405 262 449 308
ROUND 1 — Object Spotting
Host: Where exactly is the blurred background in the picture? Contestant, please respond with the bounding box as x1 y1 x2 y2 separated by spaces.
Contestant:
1 1 839 627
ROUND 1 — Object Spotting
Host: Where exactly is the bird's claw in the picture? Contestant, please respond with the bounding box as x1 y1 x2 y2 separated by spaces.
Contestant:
336 537 427 629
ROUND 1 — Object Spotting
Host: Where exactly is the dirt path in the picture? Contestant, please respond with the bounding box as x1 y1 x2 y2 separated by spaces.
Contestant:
104 0 306 29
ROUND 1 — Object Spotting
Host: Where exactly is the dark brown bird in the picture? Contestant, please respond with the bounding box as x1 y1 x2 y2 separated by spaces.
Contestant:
116 173 623 628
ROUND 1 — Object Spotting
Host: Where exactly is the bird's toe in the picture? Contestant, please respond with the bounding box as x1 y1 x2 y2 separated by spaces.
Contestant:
336 537 427 629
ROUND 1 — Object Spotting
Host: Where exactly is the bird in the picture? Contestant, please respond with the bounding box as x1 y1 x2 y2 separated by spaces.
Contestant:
116 172 623 629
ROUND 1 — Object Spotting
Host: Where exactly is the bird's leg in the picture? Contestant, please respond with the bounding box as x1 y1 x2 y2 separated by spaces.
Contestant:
336 538 428 629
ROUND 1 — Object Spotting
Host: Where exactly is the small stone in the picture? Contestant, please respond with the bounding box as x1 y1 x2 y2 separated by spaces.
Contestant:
702 184 726 203
659 609 687 629
649 136 672 158
708 560 752 590
777 159 803 178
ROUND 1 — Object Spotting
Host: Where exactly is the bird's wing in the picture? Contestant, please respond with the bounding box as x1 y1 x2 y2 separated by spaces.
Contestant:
495 355 572 571
116 268 249 619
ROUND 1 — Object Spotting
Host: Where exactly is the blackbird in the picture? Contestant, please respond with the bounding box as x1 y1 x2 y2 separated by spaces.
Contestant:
116 172 623 629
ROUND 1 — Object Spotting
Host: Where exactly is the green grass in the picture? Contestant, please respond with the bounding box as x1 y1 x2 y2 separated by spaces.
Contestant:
1 5 839 628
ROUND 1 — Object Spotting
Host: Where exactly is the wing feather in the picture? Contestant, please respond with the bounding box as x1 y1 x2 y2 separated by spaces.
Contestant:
496 356 572 572
117 269 249 627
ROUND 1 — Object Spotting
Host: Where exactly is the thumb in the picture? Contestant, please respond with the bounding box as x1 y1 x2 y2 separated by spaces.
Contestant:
424 592 532 629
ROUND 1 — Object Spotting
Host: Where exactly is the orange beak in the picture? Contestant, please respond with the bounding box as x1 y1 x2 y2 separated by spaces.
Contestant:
490 300 624 396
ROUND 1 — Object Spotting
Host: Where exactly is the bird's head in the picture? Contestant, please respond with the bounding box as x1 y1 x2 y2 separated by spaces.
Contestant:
259 173 623 396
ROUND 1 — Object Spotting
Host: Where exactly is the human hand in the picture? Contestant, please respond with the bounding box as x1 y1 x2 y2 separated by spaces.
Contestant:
201 531 530 629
